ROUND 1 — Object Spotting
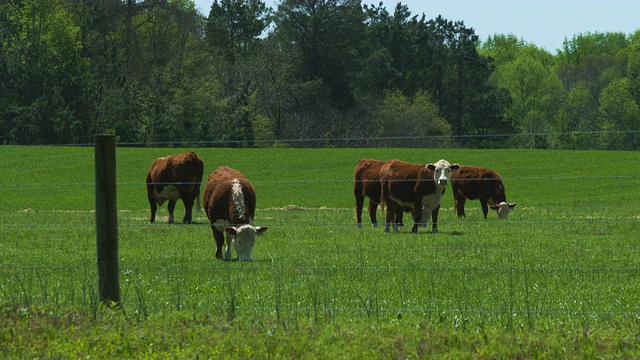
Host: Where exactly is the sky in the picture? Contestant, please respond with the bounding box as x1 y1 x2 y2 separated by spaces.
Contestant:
192 0 640 53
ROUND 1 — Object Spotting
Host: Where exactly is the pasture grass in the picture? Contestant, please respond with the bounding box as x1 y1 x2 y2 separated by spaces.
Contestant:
1 145 640 358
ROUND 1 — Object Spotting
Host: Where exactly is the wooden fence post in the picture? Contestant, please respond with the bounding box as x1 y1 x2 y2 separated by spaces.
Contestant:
95 135 120 305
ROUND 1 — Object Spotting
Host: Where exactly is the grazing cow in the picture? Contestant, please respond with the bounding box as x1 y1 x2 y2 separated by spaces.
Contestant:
353 158 404 227
380 159 459 233
146 151 204 224
451 165 516 219
203 165 267 261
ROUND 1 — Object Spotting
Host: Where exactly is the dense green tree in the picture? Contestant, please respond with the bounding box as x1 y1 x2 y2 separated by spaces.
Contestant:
360 3 423 97
97 0 218 144
490 45 564 147
206 0 269 61
479 34 528 66
627 33 640 105
248 35 298 141
375 89 452 147
557 32 628 100
204 0 271 147
1 0 639 149
425 16 509 146
0 0 90 144
361 9 509 147
553 83 597 149
597 78 640 149
274 0 367 108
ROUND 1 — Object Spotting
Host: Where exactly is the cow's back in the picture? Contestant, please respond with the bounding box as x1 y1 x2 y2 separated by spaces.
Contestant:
148 151 203 184
204 165 256 224
452 165 505 202
380 160 432 203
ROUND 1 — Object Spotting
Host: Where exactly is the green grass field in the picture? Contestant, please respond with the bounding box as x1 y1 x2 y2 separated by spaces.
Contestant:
1 145 640 358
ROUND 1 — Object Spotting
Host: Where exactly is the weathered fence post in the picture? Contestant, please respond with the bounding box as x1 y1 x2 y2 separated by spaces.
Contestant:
95 135 120 305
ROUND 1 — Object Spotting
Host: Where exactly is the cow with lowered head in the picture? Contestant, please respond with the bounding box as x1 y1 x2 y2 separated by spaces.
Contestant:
380 159 459 233
451 165 516 219
203 165 267 261
146 151 204 224
353 158 404 228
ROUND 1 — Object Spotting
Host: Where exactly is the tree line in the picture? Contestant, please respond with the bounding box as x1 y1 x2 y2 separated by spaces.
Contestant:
1 0 639 149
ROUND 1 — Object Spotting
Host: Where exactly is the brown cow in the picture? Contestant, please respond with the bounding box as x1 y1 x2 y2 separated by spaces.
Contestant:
380 159 459 233
354 158 404 227
203 165 267 261
451 165 516 219
146 151 204 224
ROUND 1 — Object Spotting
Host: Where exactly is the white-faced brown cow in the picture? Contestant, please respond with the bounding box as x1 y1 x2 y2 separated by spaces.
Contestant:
354 158 404 227
451 165 516 219
380 159 459 233
146 151 204 224
203 165 267 261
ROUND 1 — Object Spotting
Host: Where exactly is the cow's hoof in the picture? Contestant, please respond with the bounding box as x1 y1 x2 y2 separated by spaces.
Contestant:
372 223 378 228
356 223 363 228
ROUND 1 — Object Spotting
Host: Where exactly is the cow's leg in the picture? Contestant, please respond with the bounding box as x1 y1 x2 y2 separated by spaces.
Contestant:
181 192 194 224
454 193 466 218
411 205 422 233
212 227 225 260
480 199 489 218
354 184 365 227
183 200 193 224
148 198 157 223
392 203 400 232
383 200 395 233
368 201 378 227
411 196 426 233
396 206 404 227
431 206 440 233
167 200 177 224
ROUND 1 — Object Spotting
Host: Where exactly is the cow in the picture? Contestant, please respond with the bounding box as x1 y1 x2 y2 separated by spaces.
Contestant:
380 159 459 233
203 165 267 261
451 165 516 219
353 158 404 227
146 151 204 224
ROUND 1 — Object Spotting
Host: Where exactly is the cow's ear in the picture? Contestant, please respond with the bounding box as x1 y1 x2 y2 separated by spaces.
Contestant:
489 204 500 210
450 164 460 172
255 226 268 235
426 164 436 171
225 227 238 236
509 203 517 209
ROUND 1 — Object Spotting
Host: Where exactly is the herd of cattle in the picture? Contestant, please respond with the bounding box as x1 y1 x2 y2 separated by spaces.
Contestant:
146 151 516 261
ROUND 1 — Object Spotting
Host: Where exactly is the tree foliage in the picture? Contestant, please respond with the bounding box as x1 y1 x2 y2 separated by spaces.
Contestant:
0 1 638 149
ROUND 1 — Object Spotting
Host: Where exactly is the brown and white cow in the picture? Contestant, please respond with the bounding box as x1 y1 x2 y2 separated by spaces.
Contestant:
353 158 404 227
451 165 516 219
203 165 267 261
380 159 459 233
146 151 204 224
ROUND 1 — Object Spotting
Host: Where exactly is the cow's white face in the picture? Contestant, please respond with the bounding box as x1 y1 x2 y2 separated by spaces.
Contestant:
225 225 268 261
491 202 517 219
427 159 460 187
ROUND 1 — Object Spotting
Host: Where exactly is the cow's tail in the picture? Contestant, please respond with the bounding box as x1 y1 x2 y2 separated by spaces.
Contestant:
379 180 386 214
